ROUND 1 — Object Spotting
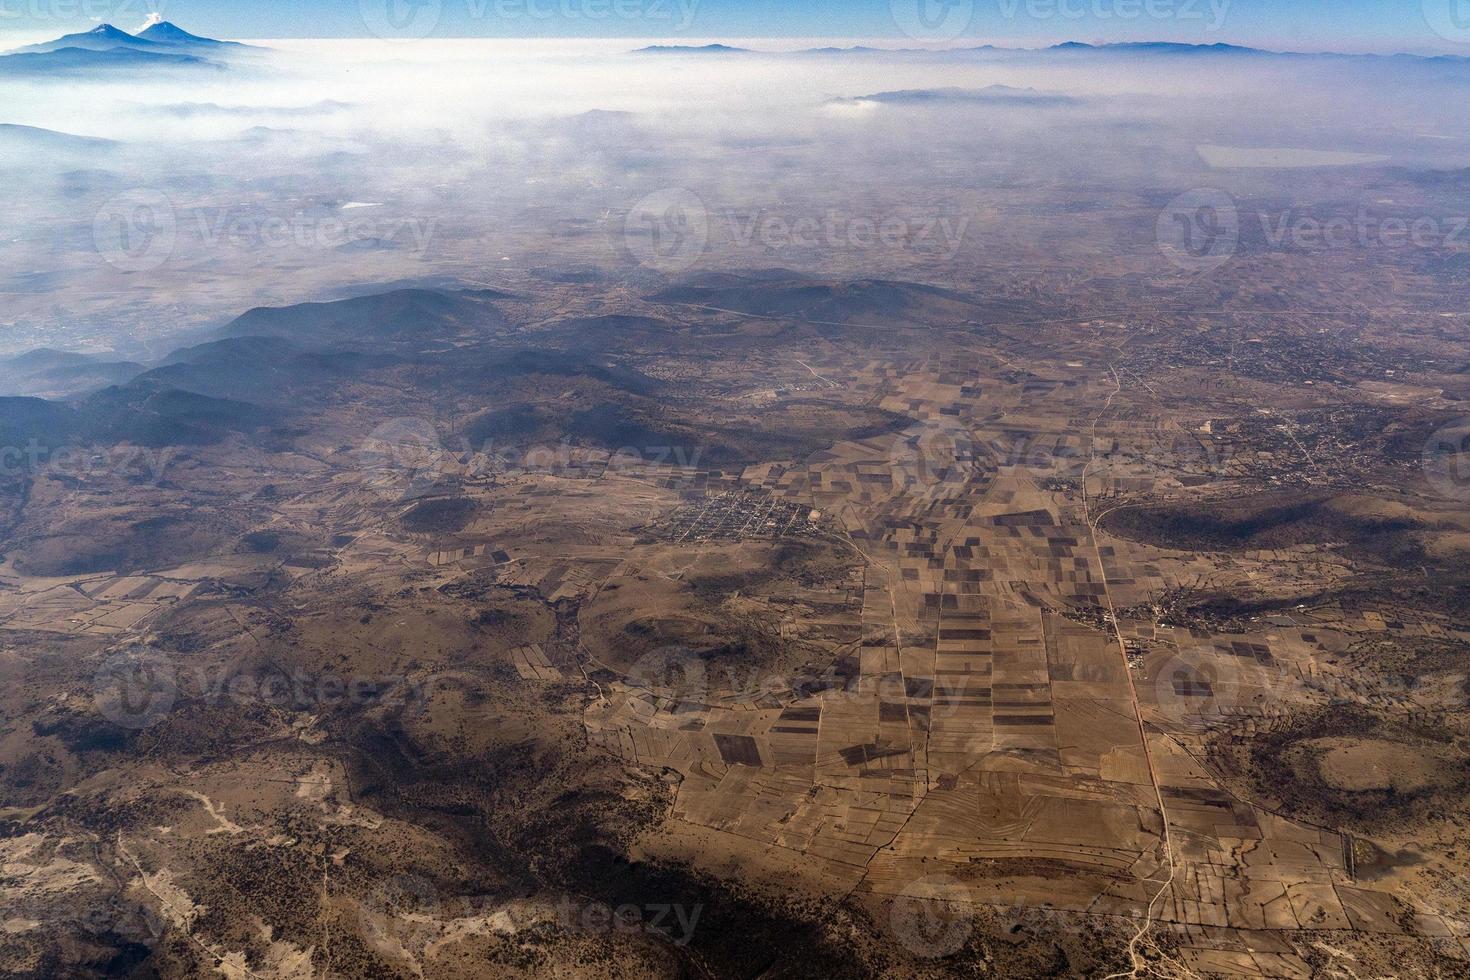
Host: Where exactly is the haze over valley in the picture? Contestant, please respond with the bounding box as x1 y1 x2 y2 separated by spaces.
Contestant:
3 10 1470 979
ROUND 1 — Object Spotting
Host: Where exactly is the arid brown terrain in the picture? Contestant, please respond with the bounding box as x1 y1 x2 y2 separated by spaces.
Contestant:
2 239 1469 978
4 24 1470 980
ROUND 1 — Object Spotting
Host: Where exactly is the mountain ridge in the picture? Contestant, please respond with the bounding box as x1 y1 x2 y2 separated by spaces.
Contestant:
1 20 252 74
625 39 1469 62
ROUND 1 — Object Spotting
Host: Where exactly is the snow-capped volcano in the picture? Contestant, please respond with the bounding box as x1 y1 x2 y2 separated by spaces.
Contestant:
12 23 166 55
1 19 252 73
137 19 238 48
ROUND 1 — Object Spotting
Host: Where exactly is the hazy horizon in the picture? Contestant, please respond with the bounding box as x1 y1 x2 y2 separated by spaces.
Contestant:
4 0 1470 55
6 6 1470 980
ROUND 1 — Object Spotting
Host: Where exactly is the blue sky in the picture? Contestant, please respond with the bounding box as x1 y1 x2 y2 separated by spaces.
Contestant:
2 0 1466 52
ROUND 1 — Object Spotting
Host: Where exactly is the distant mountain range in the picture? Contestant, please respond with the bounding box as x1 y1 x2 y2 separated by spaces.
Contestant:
135 20 238 48
0 21 252 76
215 288 512 349
0 348 143 400
0 123 117 152
0 277 1032 469
1049 40 1259 54
0 123 119 171
142 100 355 119
13 23 163 55
633 39 1469 62
1 29 1458 74
0 289 508 448
634 43 751 54
836 85 1081 108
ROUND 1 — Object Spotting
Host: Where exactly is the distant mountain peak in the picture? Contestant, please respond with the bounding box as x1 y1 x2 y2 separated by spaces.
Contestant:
634 43 750 54
138 20 227 45
0 123 118 148
1050 39 1262 54
8 23 160 56
838 84 1079 108
79 23 150 41
3 18 245 62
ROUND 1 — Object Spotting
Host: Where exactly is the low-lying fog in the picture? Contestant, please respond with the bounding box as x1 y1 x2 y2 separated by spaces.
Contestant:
2 38 1470 359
